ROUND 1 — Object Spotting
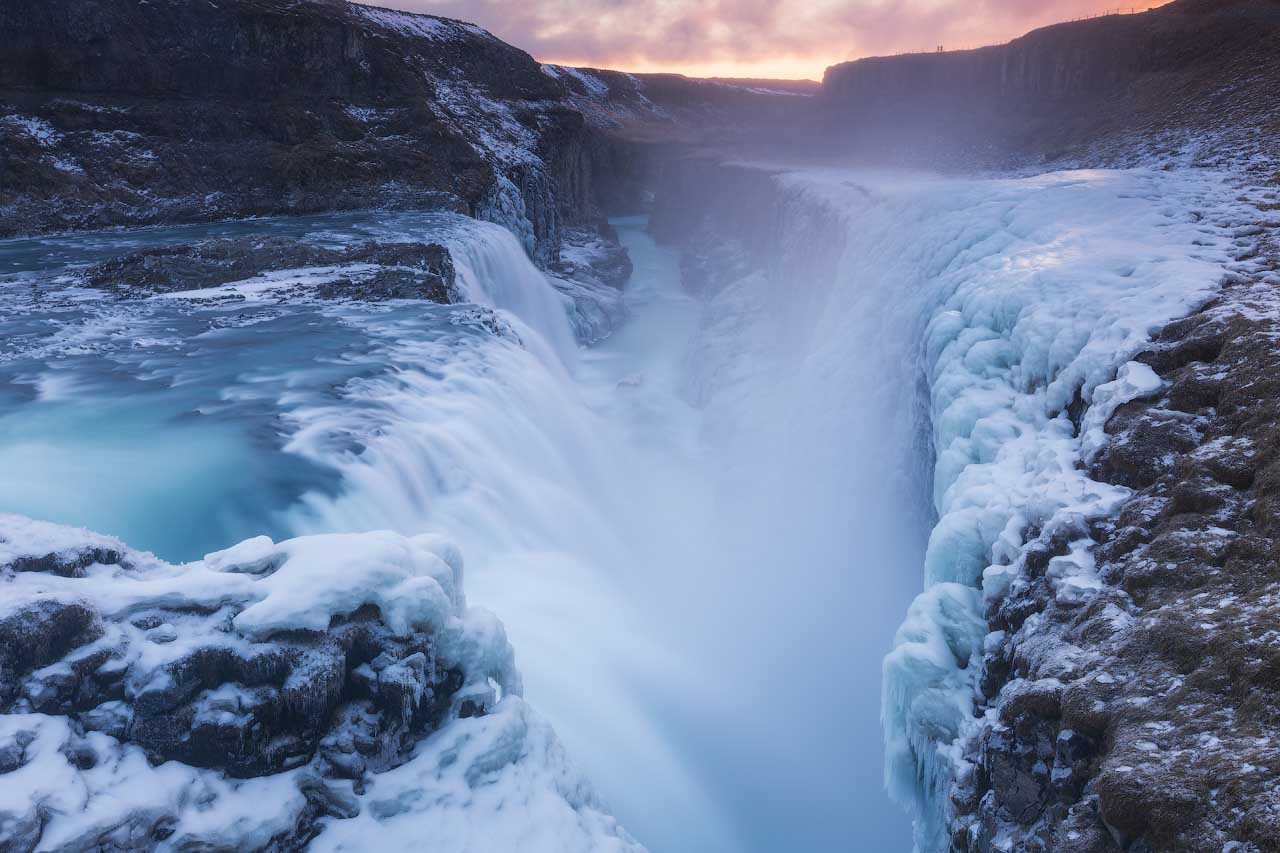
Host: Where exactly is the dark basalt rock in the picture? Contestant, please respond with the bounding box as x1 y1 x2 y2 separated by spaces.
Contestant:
84 237 458 303
3 599 463 780
0 600 101 707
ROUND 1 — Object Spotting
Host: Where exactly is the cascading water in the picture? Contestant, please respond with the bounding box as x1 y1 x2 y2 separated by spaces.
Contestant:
0 164 1237 852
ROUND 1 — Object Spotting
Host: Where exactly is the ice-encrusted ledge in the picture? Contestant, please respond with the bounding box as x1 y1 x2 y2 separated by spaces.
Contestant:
880 169 1249 849
947 173 1280 851
0 514 641 852
647 154 1263 851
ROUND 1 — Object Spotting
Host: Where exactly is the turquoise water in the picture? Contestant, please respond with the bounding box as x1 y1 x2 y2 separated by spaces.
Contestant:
0 212 505 560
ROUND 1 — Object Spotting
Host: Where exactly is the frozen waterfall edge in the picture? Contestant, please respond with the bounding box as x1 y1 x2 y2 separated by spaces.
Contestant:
649 156 1251 851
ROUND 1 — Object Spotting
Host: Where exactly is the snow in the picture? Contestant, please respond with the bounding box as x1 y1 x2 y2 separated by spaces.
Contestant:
311 697 641 853
0 514 639 852
0 514 143 572
0 697 639 852
0 712 307 850
353 6 487 43
2 115 62 147
3 519 490 671
1080 360 1164 461
542 65 612 99
430 78 543 170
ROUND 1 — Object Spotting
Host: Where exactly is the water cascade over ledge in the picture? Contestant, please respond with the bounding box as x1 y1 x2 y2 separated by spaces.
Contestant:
0 165 1241 852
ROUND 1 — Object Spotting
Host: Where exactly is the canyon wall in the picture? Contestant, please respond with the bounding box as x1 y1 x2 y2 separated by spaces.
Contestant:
0 0 607 260
0 0 811 262
817 0 1280 168
648 154 1280 853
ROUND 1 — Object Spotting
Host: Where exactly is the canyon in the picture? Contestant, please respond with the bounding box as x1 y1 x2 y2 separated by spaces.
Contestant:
1 0 1279 851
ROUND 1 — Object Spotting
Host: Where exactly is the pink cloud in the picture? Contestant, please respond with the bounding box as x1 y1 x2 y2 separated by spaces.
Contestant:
364 0 1158 79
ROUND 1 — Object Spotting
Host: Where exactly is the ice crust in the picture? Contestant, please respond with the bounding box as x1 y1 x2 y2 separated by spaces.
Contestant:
773 169 1236 848
0 514 640 852
694 166 1237 849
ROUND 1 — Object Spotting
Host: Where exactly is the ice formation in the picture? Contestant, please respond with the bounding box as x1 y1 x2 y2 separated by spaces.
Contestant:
660 163 1241 849
0 514 641 852
795 170 1238 849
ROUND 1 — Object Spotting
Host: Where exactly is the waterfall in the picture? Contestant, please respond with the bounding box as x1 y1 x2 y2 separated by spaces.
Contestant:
443 219 580 364
0 166 1236 853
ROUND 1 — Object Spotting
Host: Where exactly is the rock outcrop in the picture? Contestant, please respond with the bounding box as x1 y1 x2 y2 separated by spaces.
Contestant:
83 237 459 302
0 514 640 852
0 0 601 262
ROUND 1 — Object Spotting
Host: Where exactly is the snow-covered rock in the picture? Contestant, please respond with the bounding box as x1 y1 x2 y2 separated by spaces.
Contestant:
0 514 641 852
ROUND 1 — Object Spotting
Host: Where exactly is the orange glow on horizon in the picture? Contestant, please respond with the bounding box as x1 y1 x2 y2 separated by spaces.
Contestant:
538 54 836 83
533 1 1174 83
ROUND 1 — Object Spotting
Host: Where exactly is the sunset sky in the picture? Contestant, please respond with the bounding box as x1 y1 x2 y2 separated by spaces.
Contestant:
371 0 1161 80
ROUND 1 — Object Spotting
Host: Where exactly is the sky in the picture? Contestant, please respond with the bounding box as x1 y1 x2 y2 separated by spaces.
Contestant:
368 0 1161 80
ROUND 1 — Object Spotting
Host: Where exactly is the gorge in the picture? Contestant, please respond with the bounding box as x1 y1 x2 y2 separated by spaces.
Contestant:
1 1 1279 851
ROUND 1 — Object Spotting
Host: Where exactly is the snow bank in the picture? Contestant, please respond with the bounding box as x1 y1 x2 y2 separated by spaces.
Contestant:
0 513 640 852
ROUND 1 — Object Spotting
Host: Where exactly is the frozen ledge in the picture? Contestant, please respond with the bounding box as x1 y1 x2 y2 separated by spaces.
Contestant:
872 167 1275 851
0 514 641 852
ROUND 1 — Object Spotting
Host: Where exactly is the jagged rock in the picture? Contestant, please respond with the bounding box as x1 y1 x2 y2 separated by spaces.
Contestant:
958 210 1280 851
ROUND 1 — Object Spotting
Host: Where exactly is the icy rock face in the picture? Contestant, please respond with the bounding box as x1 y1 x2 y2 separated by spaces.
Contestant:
651 155 1259 851
881 176 1240 850
548 225 633 343
953 180 1280 852
0 514 639 852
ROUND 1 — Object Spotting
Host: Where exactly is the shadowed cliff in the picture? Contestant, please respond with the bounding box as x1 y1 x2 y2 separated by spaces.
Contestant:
817 0 1280 169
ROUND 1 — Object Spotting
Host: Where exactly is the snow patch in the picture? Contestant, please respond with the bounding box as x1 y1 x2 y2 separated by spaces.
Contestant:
354 6 487 43
2 115 62 147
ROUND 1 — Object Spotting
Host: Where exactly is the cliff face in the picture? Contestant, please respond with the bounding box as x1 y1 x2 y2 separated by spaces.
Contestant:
956 180 1280 853
0 0 814 258
0 0 604 261
818 0 1280 168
